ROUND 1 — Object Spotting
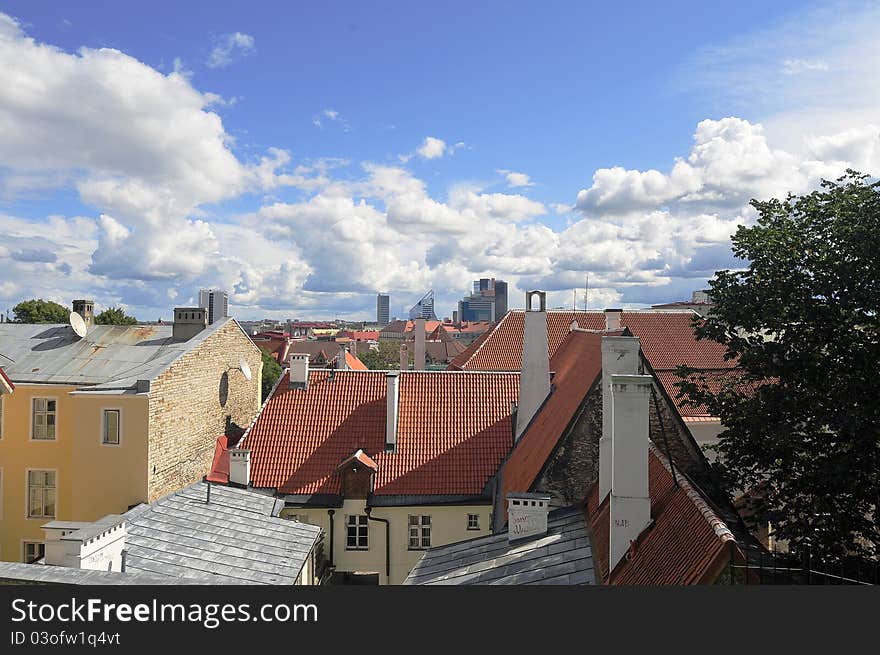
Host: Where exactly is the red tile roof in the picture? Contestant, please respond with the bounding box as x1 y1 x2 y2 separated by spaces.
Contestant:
586 445 740 585
0 367 13 393
338 331 379 341
206 435 243 484
243 370 519 497
337 449 379 472
500 330 612 507
345 351 368 371
449 311 735 417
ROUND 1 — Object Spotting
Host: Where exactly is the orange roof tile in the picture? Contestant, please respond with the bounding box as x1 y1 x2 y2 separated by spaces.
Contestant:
500 330 611 506
243 370 519 497
586 446 739 585
345 351 368 371
449 311 735 417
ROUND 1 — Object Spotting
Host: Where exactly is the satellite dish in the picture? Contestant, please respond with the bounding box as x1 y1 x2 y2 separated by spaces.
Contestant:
238 357 252 381
69 312 87 339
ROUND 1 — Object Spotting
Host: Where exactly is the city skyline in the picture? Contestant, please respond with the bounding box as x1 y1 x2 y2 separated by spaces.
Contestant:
2 2 880 321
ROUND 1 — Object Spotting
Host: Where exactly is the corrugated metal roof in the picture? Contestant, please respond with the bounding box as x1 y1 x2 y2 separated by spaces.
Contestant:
0 318 235 391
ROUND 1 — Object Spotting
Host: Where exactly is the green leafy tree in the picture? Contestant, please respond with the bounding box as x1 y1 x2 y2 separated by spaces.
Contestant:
12 298 69 323
677 170 880 560
95 307 138 325
260 348 282 402
358 340 406 370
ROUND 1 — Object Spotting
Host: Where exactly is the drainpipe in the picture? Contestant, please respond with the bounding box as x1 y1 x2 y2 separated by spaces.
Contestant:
327 509 335 566
364 506 390 584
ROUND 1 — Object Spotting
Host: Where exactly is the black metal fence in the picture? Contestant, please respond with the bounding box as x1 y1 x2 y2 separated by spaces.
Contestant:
729 543 878 585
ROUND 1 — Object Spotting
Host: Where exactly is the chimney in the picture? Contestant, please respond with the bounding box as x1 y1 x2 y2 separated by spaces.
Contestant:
604 308 623 331
414 318 426 370
507 493 551 543
289 352 309 390
72 299 94 328
336 345 349 370
43 515 126 571
399 342 409 370
599 336 642 500
609 374 653 573
386 371 400 451
229 448 251 487
515 291 550 439
172 307 207 341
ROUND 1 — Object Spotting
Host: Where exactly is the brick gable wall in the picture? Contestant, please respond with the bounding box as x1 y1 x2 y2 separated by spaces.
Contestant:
147 321 261 501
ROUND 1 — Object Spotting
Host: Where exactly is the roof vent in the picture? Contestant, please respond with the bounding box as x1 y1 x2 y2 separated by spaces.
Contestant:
289 353 309 390
507 493 551 543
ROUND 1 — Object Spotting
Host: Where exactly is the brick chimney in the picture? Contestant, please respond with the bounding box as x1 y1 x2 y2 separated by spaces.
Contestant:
507 492 551 543
289 352 309 390
172 307 207 341
414 318 426 370
609 373 653 573
229 449 251 487
399 342 409 370
72 299 94 328
386 371 400 451
604 308 622 331
599 336 642 500
515 291 550 440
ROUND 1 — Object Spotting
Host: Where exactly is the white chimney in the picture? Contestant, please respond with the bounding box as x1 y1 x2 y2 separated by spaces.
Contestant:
604 308 623 331
414 318 426 371
289 352 309 390
229 448 251 486
599 336 642 500
386 371 400 451
609 374 653 573
515 291 550 440
399 342 408 370
507 493 551 543
43 515 127 571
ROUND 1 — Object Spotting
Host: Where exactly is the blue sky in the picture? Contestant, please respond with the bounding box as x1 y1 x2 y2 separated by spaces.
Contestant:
1 1 878 320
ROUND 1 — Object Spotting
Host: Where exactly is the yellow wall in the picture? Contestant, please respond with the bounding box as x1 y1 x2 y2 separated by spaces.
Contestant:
283 499 493 584
0 385 148 563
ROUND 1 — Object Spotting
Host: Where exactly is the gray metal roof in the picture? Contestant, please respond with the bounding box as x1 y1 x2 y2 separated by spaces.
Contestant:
122 481 322 585
0 317 237 391
404 506 595 585
0 561 239 585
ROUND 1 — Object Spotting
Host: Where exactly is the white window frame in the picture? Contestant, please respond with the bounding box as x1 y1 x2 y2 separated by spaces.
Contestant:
25 468 57 519
101 407 122 446
22 540 45 564
30 396 58 441
408 514 432 550
345 514 369 550
467 513 480 531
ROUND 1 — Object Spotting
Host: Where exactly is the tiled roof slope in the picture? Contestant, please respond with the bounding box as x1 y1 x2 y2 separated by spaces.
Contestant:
586 445 738 585
243 370 519 497
500 330 611 504
403 506 595 585
449 311 735 417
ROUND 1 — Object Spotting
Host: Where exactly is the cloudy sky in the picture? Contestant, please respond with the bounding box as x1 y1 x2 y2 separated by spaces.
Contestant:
1 1 878 321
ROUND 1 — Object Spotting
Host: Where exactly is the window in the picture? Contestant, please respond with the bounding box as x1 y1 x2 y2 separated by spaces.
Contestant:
23 542 45 564
32 398 56 440
346 515 368 550
27 470 56 518
102 409 121 445
467 513 480 530
408 515 431 549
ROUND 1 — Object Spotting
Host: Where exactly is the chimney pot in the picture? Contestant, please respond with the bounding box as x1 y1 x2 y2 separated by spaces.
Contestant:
172 307 207 341
386 371 400 451
288 353 309 390
229 449 251 487
604 308 623 331
507 493 551 543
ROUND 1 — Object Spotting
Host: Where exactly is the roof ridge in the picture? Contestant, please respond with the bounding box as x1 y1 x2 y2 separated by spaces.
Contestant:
648 443 735 543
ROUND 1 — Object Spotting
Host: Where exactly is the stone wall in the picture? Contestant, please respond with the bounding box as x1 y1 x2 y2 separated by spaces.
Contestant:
147 320 262 502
